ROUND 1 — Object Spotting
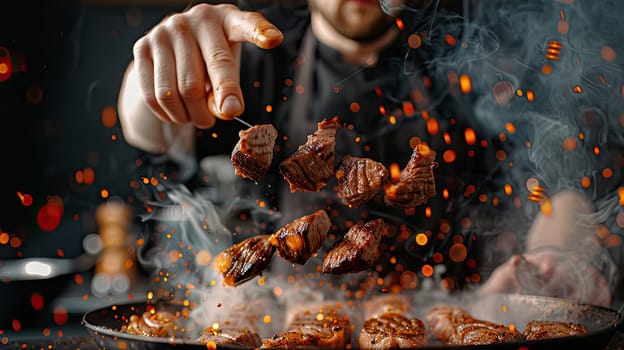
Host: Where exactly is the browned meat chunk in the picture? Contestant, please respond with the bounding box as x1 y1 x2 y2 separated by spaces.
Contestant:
425 305 521 345
262 304 351 348
322 218 386 274
335 155 389 208
231 124 278 182
523 320 588 341
359 313 427 349
269 210 331 265
279 117 342 192
120 310 177 337
198 328 262 348
359 294 427 349
384 143 436 208
215 235 275 286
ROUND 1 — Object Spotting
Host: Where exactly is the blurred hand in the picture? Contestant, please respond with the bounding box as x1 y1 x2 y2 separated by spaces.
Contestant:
479 249 612 307
132 3 283 128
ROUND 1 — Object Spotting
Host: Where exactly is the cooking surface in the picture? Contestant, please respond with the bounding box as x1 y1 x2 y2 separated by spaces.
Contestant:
6 295 623 350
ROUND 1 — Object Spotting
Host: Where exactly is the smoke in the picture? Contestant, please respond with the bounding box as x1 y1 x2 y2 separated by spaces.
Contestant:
376 0 624 298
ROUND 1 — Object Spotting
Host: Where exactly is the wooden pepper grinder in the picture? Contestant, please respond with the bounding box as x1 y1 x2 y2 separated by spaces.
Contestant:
92 198 136 297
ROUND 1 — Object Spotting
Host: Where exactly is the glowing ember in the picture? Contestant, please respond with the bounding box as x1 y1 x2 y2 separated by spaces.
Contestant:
539 198 553 216
415 233 428 246
17 191 33 206
459 74 472 94
545 41 562 60
394 18 404 30
464 128 476 145
527 185 545 202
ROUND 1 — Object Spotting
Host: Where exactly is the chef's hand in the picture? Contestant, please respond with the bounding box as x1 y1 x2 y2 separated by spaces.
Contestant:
131 3 283 128
479 248 612 307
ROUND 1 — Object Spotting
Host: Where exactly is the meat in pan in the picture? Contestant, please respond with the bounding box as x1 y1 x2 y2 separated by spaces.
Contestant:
522 320 588 341
279 117 343 192
120 309 177 337
215 235 275 287
322 218 386 274
359 294 427 349
335 155 389 208
231 124 278 182
262 303 351 348
425 305 521 345
198 328 262 348
384 143 436 208
269 209 331 265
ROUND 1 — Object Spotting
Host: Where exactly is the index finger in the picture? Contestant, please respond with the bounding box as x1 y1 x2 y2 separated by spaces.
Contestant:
222 9 284 49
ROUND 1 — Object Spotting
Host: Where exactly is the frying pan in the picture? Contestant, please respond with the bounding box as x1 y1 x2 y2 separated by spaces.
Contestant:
82 293 622 349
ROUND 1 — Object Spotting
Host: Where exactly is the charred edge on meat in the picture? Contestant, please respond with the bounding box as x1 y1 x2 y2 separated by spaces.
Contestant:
385 144 436 208
322 218 386 274
215 235 276 287
279 117 343 192
231 124 278 183
269 210 331 265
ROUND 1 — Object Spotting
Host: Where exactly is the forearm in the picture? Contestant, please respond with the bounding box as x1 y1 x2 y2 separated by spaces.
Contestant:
117 62 195 155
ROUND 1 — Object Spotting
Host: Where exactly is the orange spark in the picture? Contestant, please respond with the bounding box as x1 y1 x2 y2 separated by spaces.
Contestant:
426 118 439 135
17 192 33 206
464 128 476 145
395 18 404 30
402 101 414 116
459 74 472 94
444 34 457 46
546 41 562 60
389 163 401 181
573 85 583 94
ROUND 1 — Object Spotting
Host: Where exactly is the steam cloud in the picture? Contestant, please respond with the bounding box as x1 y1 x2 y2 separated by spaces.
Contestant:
380 0 624 297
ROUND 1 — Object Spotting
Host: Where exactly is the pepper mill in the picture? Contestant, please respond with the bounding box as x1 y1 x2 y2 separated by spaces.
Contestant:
92 198 135 296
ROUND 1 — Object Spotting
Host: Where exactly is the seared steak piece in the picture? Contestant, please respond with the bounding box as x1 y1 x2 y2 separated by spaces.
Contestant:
523 320 588 341
359 313 427 349
279 117 343 192
215 235 275 286
231 124 278 182
322 218 386 274
198 328 262 348
359 294 427 349
269 210 331 265
384 143 436 208
425 305 521 345
262 304 351 348
335 155 389 208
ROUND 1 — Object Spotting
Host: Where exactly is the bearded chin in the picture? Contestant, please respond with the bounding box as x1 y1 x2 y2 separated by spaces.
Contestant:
337 18 396 43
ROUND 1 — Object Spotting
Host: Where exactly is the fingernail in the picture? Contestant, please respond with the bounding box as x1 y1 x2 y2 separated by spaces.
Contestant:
221 95 242 117
263 28 282 39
